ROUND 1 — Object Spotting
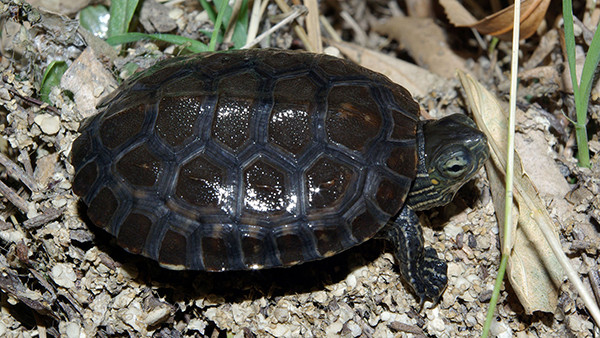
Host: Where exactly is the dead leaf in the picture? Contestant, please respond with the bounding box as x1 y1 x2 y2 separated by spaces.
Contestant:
372 17 466 78
329 40 447 98
440 0 551 40
457 71 564 314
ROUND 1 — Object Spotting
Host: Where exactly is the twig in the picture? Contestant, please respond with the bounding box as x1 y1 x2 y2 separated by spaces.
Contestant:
0 152 38 192
22 207 65 229
246 0 263 45
243 5 308 49
0 179 29 213
304 0 322 53
223 0 244 45
340 11 368 46
7 88 60 114
273 0 314 51
319 15 341 42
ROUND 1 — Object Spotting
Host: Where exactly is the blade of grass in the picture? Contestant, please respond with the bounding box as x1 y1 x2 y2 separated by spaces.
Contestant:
198 0 217 24
106 33 208 53
482 0 520 336
230 0 250 48
209 0 230 51
562 0 592 168
107 0 139 38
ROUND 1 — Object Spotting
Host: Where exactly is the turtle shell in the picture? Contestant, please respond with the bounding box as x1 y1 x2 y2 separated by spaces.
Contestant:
71 49 420 271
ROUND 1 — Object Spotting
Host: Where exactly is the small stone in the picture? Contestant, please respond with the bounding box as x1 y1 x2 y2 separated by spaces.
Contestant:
426 308 445 335
312 290 327 303
187 318 207 333
325 320 343 335
346 320 362 337
447 262 463 278
269 324 290 337
346 274 357 289
65 322 81 338
34 114 61 135
51 263 77 288
144 306 170 326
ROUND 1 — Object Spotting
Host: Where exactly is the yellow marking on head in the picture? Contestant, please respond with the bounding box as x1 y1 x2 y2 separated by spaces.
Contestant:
431 178 439 185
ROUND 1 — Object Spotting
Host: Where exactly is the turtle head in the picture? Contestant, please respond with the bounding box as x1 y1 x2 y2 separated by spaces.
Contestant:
407 114 489 211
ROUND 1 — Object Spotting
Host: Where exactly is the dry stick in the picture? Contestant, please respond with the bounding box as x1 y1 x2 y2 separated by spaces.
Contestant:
0 179 29 213
319 15 342 43
0 152 38 192
243 5 308 49
22 207 65 229
223 0 244 45
273 0 315 51
18 149 34 180
339 11 368 46
590 270 600 306
304 0 323 53
245 0 263 45
7 88 60 114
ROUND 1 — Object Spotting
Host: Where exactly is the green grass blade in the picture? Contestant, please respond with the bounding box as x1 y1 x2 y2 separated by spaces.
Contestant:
198 0 217 23
40 61 68 104
230 0 250 48
106 33 208 53
562 0 579 94
578 21 600 109
562 0 591 167
482 254 508 338
209 0 229 51
107 0 139 37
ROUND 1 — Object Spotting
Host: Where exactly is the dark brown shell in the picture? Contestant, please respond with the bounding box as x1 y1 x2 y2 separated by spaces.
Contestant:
71 49 420 271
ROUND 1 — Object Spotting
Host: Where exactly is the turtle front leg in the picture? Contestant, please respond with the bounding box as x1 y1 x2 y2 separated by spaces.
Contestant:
379 206 448 303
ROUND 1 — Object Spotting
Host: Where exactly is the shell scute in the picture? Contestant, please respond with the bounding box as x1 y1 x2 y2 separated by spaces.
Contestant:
116 144 164 188
325 85 383 152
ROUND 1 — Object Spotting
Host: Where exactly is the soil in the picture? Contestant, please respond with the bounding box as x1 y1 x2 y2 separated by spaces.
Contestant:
0 0 598 337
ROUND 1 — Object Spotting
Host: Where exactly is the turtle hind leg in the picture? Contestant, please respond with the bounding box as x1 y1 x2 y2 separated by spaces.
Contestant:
378 206 448 303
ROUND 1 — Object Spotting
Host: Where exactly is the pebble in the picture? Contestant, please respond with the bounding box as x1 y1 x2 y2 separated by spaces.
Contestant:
34 114 61 135
65 322 82 338
346 320 362 337
51 263 77 288
345 274 357 289
144 307 170 326
325 320 343 335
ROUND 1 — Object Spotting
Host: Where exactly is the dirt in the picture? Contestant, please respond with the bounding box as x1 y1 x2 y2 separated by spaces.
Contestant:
0 0 598 337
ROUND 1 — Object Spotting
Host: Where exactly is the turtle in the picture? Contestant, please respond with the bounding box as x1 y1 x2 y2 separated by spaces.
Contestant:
71 49 489 301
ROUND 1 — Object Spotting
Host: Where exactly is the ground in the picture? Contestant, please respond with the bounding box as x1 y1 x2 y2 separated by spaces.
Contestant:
0 0 599 337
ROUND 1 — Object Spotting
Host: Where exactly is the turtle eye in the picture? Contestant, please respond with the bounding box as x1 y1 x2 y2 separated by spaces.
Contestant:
439 149 471 179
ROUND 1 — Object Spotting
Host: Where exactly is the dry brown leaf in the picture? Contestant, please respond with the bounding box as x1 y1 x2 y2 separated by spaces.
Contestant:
458 71 564 314
329 40 446 98
438 0 478 26
440 0 551 40
372 17 466 78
